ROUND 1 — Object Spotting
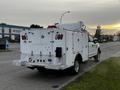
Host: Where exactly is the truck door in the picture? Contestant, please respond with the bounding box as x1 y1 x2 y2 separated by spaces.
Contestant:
88 35 97 57
82 32 89 61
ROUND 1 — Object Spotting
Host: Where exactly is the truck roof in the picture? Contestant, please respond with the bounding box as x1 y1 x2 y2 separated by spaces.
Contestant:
29 21 87 32
56 21 85 31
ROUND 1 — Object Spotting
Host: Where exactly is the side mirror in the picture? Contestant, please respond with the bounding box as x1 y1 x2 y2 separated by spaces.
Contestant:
93 38 98 43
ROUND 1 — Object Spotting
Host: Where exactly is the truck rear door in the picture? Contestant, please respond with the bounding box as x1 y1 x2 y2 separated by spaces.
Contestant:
27 29 53 55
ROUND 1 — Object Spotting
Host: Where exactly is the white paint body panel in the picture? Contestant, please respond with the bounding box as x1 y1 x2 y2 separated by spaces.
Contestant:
19 22 99 70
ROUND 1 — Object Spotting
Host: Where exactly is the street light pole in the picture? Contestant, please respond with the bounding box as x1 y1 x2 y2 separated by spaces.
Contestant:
60 11 70 24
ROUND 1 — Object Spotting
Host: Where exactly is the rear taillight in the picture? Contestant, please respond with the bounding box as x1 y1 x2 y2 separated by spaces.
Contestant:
55 34 63 40
22 33 28 40
22 35 27 40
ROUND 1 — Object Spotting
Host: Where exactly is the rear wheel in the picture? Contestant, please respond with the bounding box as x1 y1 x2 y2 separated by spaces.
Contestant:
72 60 80 74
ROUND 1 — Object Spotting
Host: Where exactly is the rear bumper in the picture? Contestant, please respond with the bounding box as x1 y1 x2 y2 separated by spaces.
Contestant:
15 60 68 70
16 54 68 70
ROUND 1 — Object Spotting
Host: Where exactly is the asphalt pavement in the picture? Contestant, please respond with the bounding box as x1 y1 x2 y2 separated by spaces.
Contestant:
0 42 120 90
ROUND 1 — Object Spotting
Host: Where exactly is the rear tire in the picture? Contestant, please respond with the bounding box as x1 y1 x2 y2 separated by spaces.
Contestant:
71 60 80 74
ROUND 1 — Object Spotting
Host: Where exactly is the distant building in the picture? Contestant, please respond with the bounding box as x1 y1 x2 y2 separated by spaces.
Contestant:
0 23 30 42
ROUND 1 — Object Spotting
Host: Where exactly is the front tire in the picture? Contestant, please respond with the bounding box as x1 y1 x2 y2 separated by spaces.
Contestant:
94 52 100 62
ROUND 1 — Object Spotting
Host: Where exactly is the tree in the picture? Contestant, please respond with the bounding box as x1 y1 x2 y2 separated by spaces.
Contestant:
94 26 102 42
30 24 43 28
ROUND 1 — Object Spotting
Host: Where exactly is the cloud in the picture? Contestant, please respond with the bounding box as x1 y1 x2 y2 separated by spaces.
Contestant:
0 0 120 29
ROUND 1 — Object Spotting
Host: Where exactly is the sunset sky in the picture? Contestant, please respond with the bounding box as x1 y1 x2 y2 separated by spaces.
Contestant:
0 0 120 34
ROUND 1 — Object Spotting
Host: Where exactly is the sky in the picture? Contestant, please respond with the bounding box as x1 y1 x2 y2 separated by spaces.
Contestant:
0 0 120 34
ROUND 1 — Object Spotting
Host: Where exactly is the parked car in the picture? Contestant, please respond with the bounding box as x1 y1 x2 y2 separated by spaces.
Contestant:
0 38 9 50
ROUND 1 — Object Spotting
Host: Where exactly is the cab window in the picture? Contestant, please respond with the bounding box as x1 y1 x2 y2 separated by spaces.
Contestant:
89 35 93 42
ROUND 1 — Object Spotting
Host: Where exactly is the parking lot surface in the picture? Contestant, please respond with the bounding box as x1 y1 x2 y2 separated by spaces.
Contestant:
0 42 120 90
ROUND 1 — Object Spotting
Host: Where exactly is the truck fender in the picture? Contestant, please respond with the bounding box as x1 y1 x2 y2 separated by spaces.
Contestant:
74 54 83 63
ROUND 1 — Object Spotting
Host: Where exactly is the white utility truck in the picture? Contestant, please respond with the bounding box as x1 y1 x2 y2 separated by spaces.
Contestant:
18 21 101 74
